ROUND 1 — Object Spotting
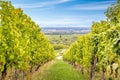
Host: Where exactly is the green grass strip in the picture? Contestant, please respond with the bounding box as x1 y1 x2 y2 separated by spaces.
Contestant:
39 60 87 80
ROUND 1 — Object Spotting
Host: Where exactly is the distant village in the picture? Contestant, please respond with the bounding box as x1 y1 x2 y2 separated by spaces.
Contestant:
41 27 90 34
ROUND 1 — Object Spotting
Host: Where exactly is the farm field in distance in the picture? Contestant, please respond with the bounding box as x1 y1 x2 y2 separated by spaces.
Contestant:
42 27 90 51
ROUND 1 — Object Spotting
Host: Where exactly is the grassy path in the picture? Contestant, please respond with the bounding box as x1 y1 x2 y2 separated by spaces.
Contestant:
33 60 87 80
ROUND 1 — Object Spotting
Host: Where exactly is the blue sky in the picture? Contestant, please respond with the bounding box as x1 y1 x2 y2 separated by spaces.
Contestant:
11 0 117 27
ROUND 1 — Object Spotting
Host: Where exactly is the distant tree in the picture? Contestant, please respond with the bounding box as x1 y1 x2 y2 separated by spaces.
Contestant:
60 34 62 40
118 0 120 3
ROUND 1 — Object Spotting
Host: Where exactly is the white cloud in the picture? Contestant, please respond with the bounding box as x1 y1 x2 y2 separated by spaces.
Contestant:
36 13 107 27
35 16 96 27
36 14 105 24
40 24 89 27
14 0 71 9
70 1 116 10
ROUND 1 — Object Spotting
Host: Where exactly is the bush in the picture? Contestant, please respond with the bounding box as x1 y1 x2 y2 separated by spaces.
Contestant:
53 44 67 50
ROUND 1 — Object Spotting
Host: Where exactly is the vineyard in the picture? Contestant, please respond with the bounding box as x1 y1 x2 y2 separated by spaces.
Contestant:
63 1 120 80
0 0 120 80
0 1 55 80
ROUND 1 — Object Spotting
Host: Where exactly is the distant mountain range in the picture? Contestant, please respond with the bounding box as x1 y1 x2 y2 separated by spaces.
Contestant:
41 27 90 34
